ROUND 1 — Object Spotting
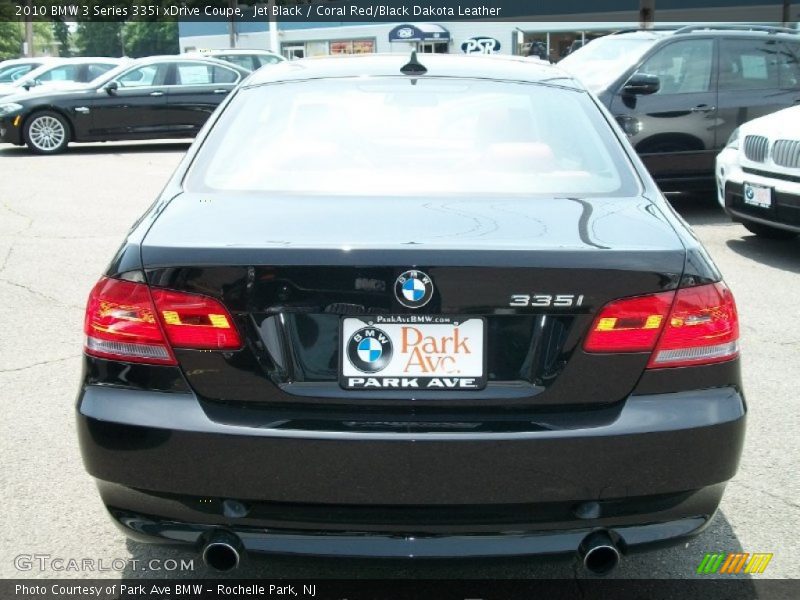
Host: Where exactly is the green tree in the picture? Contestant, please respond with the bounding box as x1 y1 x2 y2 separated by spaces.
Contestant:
0 8 22 59
33 21 53 54
123 21 178 58
75 22 124 57
52 20 72 57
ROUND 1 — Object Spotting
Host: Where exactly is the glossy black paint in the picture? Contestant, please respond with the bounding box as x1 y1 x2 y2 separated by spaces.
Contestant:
83 356 189 394
98 481 721 558
79 386 744 503
105 505 714 559
77 384 744 555
77 54 745 559
595 31 800 190
140 261 681 408
0 57 249 146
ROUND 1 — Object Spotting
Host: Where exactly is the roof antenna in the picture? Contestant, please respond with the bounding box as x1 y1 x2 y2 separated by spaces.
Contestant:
401 51 428 76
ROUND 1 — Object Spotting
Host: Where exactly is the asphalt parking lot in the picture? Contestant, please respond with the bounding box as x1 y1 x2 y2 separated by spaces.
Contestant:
0 141 798 581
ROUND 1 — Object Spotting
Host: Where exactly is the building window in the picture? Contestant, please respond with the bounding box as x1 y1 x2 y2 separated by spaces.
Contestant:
283 39 376 59
282 45 305 60
306 41 329 57
418 41 449 54
331 39 376 55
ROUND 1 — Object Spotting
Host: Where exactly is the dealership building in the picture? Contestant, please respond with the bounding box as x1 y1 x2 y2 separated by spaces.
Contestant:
179 21 643 61
178 2 794 61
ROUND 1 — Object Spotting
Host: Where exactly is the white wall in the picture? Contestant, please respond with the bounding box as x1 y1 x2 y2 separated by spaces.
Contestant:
181 32 271 52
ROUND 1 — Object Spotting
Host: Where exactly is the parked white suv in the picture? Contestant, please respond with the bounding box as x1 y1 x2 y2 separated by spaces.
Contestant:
717 105 800 239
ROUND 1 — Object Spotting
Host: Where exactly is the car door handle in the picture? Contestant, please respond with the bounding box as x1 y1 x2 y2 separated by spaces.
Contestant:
213 89 229 94
690 104 716 113
149 91 164 97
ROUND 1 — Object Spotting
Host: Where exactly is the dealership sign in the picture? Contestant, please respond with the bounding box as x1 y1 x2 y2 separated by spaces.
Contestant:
389 23 451 43
461 37 502 54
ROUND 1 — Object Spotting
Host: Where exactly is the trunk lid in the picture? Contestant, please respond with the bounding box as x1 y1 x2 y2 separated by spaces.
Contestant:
141 193 685 410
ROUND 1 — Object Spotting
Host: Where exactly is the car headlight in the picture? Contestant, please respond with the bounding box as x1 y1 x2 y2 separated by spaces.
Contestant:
726 127 740 150
0 102 23 117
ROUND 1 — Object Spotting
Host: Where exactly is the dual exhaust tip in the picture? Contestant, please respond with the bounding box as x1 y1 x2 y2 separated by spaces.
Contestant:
579 530 622 575
200 529 621 575
201 530 243 572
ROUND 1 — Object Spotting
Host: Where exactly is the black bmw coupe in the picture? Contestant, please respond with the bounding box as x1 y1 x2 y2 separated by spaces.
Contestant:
76 53 744 574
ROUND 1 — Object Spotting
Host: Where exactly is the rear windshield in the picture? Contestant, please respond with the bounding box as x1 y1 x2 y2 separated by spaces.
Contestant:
186 77 639 197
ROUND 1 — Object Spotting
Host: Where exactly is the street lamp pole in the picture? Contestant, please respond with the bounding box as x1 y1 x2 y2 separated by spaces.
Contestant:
24 0 34 56
228 0 237 48
639 0 655 30
268 0 279 54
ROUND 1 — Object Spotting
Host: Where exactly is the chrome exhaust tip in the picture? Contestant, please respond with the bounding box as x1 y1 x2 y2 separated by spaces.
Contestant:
201 530 244 572
579 530 621 575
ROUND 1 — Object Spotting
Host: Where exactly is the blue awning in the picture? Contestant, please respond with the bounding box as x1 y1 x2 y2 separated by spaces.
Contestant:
389 23 451 43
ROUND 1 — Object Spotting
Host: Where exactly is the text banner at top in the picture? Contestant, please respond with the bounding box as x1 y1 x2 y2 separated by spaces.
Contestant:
0 0 793 22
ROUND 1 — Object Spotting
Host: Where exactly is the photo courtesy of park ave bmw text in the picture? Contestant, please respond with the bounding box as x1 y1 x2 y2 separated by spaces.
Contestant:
0 0 798 598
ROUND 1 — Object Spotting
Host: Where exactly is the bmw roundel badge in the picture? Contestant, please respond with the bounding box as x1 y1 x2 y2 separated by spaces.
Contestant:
347 327 393 373
395 270 434 309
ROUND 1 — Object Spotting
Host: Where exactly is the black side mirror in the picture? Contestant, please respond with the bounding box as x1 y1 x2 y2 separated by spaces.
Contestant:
104 81 119 95
622 73 660 96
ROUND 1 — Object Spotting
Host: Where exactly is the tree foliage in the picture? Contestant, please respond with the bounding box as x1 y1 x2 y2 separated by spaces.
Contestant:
72 20 178 58
75 22 124 57
0 5 22 60
52 20 72 57
123 21 178 58
33 21 54 53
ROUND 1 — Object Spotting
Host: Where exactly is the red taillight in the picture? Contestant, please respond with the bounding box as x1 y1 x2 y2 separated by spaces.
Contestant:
648 282 739 369
151 288 241 350
584 282 739 368
84 277 241 365
583 291 674 353
84 278 176 365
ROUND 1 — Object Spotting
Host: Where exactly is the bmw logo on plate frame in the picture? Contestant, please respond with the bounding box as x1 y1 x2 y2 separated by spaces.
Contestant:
346 326 393 374
395 270 434 309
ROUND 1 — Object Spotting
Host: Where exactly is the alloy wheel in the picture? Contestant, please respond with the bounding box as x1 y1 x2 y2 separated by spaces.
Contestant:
28 115 66 152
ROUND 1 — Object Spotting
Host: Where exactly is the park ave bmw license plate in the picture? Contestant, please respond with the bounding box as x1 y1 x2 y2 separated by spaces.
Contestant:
743 182 772 208
340 316 486 390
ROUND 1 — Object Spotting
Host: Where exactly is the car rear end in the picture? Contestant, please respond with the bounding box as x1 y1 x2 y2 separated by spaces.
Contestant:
76 55 745 571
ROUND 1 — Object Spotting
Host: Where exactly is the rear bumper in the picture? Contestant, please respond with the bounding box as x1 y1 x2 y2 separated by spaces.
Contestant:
77 385 745 557
103 495 718 558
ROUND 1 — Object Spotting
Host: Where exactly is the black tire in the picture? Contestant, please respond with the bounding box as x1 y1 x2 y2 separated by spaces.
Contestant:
23 110 71 154
743 221 798 240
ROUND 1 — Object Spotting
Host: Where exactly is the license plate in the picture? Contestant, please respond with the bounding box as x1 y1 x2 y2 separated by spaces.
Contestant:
743 182 772 208
340 316 486 390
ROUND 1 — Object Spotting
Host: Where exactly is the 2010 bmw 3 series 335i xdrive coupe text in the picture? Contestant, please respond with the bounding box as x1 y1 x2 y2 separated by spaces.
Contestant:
76 54 745 575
